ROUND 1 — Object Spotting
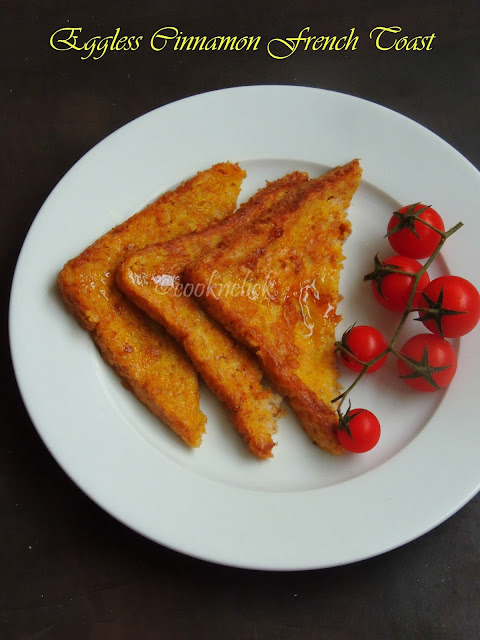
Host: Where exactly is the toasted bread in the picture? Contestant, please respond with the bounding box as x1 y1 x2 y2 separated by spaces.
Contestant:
185 160 362 454
118 171 309 458
58 162 245 447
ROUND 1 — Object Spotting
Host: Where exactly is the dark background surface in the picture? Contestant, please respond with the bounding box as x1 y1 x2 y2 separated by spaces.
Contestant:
2 1 479 638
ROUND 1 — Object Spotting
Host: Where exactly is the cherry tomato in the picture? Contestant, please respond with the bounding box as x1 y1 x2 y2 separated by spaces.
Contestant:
367 255 430 312
339 325 388 373
418 275 480 338
387 203 445 259
337 409 381 453
397 333 457 392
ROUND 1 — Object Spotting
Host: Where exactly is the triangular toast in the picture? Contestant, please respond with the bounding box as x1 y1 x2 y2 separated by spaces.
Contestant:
184 160 361 454
117 171 309 458
58 162 245 447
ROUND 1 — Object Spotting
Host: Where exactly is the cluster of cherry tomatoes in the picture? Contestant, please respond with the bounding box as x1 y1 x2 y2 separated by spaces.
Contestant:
336 203 480 454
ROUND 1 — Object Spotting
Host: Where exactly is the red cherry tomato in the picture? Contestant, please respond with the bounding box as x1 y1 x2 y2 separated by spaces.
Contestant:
337 409 381 453
397 333 457 392
418 275 480 338
387 203 445 259
368 255 430 312
339 325 388 373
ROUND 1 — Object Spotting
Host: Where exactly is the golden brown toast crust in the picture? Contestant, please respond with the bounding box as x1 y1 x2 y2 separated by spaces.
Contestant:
58 162 245 447
185 160 362 454
118 172 309 458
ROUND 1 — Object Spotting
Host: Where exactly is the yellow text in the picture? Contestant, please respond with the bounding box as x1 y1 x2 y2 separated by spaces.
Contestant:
267 27 358 59
50 27 143 60
370 26 436 51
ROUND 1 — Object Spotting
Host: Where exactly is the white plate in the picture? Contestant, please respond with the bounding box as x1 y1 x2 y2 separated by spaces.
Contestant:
10 86 480 570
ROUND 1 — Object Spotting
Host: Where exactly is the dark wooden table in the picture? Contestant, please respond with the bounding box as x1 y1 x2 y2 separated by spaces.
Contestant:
3 1 479 638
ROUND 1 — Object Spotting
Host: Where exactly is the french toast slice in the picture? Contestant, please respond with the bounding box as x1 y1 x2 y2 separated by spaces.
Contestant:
117 172 309 458
58 162 245 447
185 160 362 454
